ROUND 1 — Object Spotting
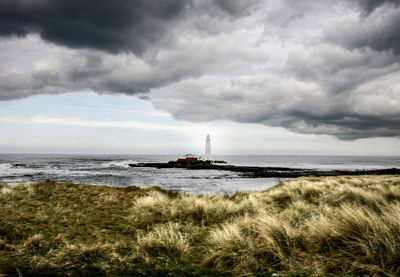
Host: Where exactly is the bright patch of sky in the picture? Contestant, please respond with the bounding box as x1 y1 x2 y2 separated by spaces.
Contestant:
1 92 400 155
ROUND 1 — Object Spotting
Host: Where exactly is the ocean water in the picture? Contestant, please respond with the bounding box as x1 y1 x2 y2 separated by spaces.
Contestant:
0 154 399 195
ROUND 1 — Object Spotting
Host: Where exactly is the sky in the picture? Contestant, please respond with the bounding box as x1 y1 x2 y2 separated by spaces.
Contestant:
0 0 399 155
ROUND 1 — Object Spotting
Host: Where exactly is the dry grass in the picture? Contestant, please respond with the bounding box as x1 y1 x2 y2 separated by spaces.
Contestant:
1 175 400 276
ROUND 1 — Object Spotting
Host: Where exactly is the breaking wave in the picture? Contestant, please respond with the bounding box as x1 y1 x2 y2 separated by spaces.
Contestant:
100 160 137 169
0 163 13 170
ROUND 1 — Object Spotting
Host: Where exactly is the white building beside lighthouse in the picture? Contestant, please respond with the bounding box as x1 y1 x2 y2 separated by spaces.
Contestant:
205 134 211 161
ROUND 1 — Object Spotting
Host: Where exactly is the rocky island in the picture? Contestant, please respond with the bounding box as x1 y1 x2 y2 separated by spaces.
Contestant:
129 157 400 178
130 136 400 178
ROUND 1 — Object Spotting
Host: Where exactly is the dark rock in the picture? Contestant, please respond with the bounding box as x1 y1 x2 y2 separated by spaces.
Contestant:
128 162 400 178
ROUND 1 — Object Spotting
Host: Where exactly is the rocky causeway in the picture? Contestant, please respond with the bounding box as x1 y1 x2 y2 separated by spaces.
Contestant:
129 161 400 178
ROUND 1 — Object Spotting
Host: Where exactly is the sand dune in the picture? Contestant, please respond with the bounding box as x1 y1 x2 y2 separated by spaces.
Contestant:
1 175 400 276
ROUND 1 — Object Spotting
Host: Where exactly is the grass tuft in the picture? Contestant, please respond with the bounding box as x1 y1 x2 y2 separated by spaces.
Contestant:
138 222 190 258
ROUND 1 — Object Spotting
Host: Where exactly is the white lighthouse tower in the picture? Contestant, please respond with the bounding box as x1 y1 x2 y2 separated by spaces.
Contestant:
205 134 211 161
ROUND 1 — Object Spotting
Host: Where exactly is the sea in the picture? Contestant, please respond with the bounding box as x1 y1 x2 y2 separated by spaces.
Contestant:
1 154 399 195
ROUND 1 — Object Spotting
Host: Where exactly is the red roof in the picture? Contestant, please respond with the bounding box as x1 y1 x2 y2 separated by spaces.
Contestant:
177 157 198 161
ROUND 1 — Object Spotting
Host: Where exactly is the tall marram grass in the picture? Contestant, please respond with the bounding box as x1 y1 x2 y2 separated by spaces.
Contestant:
1 175 400 276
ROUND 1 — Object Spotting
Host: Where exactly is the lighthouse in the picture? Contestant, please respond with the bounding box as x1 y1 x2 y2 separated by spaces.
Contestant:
205 134 211 161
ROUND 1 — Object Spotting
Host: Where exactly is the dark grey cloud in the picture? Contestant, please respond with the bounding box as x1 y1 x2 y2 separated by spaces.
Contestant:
0 0 258 55
0 0 264 101
152 0 400 140
0 0 191 55
357 0 399 14
154 3 400 141
211 0 259 16
155 63 400 140
326 4 400 56
284 45 399 94
0 31 264 101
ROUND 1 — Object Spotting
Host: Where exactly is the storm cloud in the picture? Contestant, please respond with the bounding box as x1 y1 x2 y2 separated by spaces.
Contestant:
152 0 400 140
0 0 191 55
153 66 400 140
0 0 399 140
357 0 400 15
0 33 263 100
0 0 264 100
326 2 400 55
0 0 258 54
